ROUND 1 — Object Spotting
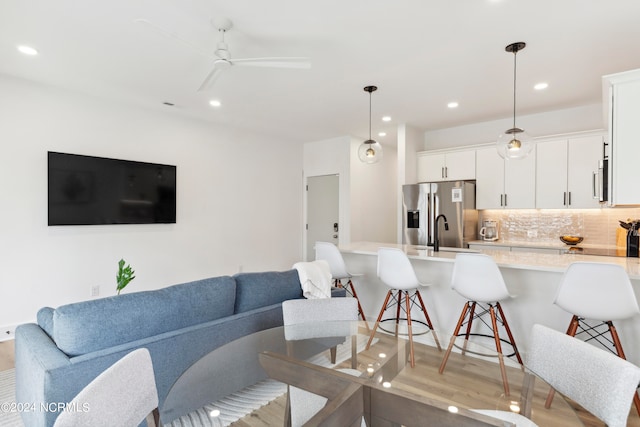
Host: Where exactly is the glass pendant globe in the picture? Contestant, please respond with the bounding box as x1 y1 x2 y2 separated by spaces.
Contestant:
496 128 533 159
358 140 383 164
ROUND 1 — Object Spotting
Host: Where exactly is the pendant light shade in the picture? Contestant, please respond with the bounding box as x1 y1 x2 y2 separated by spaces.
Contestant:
358 85 383 164
497 42 533 160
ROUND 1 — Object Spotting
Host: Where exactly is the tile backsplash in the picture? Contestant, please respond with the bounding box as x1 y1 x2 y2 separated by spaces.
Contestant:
480 208 640 247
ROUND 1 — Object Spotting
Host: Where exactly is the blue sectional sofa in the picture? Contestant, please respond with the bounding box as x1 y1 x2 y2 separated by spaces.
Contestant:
15 270 345 427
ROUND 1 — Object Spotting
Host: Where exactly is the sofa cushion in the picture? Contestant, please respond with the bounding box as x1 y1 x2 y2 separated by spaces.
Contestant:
52 276 236 356
36 307 55 339
234 270 302 313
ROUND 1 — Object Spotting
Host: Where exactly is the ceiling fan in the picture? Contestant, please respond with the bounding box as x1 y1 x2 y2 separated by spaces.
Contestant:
135 17 311 92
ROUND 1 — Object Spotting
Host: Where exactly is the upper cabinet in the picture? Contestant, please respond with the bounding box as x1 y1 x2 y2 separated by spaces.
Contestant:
535 134 604 209
476 146 536 209
603 69 640 205
417 149 475 182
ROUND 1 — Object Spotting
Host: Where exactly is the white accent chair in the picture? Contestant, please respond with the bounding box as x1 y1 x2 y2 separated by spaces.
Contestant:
439 253 522 395
547 261 640 414
315 241 367 323
365 247 441 368
529 324 640 427
282 297 362 427
53 348 160 427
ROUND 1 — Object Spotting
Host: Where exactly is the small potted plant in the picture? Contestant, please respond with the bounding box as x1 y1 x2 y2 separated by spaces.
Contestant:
116 258 135 295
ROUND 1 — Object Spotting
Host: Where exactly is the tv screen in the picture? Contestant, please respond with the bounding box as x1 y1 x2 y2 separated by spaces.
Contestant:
48 151 176 225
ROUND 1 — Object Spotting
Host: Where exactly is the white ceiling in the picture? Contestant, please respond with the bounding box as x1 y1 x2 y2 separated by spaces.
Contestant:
2 0 640 147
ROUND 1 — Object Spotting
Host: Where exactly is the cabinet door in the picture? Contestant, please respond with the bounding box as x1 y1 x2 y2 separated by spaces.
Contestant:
417 153 445 182
446 150 476 181
476 147 505 209
612 79 640 205
567 135 603 208
504 147 536 209
536 139 568 209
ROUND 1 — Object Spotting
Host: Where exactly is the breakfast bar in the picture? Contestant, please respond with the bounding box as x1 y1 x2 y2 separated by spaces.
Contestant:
339 241 640 365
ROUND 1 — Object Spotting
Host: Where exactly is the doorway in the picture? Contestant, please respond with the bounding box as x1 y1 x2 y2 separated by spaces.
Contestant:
306 174 339 261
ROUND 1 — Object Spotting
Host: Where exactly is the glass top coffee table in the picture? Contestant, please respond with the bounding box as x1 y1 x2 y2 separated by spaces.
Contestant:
163 321 586 426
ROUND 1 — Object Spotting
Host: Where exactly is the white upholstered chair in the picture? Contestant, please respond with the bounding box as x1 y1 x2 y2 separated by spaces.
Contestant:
53 348 160 427
282 297 362 427
315 241 367 323
365 247 440 368
439 253 522 395
529 323 640 427
547 261 640 414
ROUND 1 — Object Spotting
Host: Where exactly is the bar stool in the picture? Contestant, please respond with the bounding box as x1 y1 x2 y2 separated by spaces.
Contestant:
439 253 523 395
365 247 441 367
546 261 640 415
315 241 367 324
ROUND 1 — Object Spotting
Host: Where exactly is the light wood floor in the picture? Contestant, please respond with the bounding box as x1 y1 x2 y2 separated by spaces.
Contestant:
1 338 638 426
231 335 640 427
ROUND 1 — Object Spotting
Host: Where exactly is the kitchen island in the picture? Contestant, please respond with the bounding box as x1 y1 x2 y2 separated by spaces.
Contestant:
340 241 640 365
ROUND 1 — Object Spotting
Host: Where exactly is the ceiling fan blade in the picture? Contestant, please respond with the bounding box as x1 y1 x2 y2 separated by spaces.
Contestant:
134 18 213 59
197 67 223 92
231 57 311 69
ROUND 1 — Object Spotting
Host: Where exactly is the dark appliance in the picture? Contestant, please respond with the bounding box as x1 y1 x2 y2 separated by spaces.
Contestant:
48 151 176 225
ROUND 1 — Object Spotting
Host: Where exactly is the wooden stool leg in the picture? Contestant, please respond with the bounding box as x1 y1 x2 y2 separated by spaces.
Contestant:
462 302 477 355
394 290 403 336
490 305 510 396
608 321 640 417
415 290 441 351
546 316 580 409
366 290 392 350
347 279 369 330
439 302 471 374
405 292 415 367
496 302 523 364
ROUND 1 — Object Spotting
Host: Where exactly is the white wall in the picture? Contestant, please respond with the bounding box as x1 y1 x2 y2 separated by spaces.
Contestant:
424 103 604 150
0 75 303 327
349 138 397 244
302 136 352 259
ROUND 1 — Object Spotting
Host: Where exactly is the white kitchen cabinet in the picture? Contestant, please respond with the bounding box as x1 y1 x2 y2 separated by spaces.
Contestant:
476 146 536 209
536 135 603 209
417 150 475 182
603 69 640 205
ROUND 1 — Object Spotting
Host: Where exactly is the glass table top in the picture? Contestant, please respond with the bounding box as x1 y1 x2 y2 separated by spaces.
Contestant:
164 320 588 426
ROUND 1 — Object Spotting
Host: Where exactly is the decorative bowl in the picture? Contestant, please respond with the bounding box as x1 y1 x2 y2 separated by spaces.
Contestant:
560 236 583 245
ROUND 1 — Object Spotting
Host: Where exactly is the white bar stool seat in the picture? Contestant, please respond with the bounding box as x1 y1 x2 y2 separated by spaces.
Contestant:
439 253 523 395
315 241 367 324
546 261 640 415
365 247 441 367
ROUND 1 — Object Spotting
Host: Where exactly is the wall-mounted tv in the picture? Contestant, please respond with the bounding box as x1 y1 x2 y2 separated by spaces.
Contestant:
48 151 176 226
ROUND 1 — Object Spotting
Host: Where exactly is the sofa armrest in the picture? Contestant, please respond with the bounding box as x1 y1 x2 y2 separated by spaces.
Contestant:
15 323 72 427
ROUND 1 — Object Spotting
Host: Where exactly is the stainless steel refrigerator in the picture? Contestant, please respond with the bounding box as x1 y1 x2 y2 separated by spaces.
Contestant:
402 181 477 248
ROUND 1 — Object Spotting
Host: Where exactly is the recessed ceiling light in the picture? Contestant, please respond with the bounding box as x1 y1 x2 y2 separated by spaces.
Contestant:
209 100 221 107
17 45 38 56
378 132 387 137
382 116 391 122
447 102 459 109
534 82 549 91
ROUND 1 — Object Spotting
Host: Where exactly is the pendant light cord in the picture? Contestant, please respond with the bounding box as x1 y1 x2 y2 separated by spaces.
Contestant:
512 49 517 130
368 90 372 141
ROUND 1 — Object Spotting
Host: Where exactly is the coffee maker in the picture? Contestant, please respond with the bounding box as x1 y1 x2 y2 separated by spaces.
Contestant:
480 220 499 241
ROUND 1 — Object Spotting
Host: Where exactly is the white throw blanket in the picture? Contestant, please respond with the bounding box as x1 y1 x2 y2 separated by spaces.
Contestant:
293 260 332 299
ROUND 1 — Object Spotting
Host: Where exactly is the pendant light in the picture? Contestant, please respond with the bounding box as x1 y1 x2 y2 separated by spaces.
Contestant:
497 42 533 160
358 85 383 164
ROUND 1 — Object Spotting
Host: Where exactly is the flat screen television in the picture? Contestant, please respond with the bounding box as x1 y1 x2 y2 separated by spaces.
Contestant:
48 151 176 225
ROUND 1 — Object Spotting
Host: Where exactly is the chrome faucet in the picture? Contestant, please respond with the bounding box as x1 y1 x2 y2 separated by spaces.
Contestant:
434 214 449 252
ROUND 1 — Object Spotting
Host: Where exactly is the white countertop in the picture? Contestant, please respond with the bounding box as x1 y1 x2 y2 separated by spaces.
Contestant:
339 241 640 279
